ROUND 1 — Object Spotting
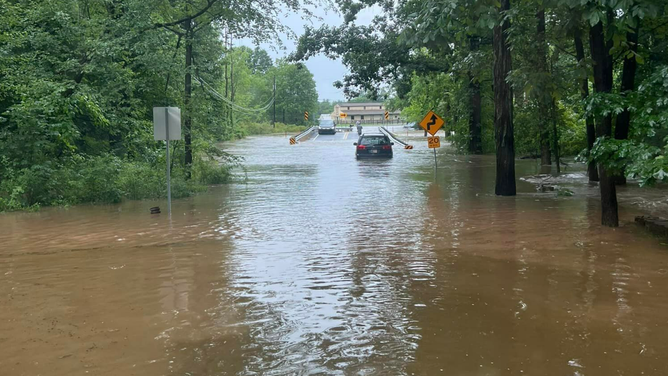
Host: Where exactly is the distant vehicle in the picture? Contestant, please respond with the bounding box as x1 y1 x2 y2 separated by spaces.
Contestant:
354 134 393 159
318 119 336 135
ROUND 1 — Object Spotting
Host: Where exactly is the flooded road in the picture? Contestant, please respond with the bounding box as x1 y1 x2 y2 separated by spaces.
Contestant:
2 128 668 375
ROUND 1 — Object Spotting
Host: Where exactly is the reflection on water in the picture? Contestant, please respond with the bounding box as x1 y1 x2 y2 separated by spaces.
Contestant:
1 130 668 375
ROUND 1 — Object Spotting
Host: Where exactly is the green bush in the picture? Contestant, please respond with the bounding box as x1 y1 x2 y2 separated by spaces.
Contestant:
0 155 213 211
193 159 232 185
235 122 306 139
117 161 165 200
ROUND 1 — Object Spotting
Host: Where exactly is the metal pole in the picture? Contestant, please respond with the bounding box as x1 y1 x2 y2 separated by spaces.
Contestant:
434 147 437 171
272 75 276 127
165 107 171 216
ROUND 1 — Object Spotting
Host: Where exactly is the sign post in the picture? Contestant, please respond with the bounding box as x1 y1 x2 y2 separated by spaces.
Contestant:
428 136 441 170
165 108 170 215
153 107 182 215
420 111 444 171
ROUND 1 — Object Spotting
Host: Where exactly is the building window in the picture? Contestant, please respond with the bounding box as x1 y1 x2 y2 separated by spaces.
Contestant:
363 106 366 110
361 115 365 120
351 116 355 120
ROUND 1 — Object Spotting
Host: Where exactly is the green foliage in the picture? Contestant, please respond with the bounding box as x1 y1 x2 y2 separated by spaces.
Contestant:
192 159 233 185
271 61 319 125
584 64 668 186
235 122 306 138
0 0 319 211
0 155 206 211
117 162 167 200
292 0 668 191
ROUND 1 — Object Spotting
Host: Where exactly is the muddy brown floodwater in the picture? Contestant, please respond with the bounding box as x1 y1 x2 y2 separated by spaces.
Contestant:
2 128 668 376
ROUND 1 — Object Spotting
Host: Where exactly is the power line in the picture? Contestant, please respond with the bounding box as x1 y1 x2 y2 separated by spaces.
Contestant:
197 77 275 113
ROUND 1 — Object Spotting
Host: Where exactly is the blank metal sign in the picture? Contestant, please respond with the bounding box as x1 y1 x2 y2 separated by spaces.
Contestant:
153 107 182 141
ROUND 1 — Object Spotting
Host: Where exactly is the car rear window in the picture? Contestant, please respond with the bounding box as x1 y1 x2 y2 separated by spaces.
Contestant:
360 136 390 146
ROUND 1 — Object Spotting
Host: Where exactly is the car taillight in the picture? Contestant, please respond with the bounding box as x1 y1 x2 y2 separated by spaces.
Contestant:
357 145 366 150
382 145 392 150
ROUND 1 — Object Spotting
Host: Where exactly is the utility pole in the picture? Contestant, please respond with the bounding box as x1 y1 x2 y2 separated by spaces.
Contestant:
230 34 234 126
272 75 276 127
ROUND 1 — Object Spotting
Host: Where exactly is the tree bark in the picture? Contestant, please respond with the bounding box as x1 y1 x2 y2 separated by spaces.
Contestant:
589 20 618 227
552 98 560 174
536 8 551 166
184 27 193 178
574 28 598 181
468 36 483 154
613 23 639 185
493 0 516 196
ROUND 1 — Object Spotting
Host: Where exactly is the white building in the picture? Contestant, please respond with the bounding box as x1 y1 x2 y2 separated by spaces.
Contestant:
332 102 401 122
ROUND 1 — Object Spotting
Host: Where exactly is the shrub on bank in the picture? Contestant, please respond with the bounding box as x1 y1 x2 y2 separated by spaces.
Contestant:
0 123 302 212
192 158 233 185
0 154 232 212
235 122 306 139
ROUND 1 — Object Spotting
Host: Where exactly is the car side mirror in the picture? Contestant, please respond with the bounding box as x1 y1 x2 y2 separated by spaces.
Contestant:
391 142 394 145
353 142 357 146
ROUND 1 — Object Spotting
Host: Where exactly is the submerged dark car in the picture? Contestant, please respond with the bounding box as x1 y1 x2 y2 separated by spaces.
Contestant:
318 119 336 135
354 134 394 159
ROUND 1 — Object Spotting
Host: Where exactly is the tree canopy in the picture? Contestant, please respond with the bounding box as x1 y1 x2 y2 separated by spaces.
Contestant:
0 0 319 210
293 0 668 226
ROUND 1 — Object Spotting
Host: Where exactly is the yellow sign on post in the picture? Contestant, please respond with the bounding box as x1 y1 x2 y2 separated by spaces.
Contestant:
428 136 441 148
304 111 309 121
339 112 347 119
419 110 445 135
384 111 389 120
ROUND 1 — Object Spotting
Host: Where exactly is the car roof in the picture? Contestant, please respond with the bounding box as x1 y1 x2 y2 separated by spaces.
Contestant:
361 133 387 137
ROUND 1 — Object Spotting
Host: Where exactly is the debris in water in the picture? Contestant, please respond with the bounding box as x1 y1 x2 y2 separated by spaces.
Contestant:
635 216 668 238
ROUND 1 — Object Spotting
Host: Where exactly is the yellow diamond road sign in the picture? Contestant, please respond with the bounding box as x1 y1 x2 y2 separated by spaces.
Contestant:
339 112 347 118
419 110 444 135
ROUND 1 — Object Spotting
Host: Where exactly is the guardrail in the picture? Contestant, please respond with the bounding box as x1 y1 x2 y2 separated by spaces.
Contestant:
289 126 317 145
379 126 413 150
335 119 407 125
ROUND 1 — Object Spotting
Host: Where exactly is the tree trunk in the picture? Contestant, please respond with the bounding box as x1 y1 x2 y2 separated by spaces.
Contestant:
589 20 618 227
614 23 639 185
493 0 516 196
552 98 560 174
184 26 193 179
574 28 598 181
468 36 483 154
536 8 551 166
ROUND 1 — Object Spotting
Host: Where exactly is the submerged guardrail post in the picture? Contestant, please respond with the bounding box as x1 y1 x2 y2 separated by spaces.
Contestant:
379 126 413 150
289 126 317 145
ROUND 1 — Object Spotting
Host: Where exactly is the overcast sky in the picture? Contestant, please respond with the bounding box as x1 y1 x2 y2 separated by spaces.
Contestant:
239 5 380 102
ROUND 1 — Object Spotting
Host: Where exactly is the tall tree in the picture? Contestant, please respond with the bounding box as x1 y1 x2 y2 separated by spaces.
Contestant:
613 22 640 185
589 16 618 227
535 8 552 166
272 61 318 125
468 36 483 154
494 0 516 196
574 26 599 181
